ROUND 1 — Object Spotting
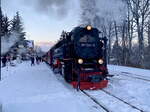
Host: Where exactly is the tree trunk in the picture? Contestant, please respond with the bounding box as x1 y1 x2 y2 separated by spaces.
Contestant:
121 21 126 65
148 22 150 49
136 17 144 67
107 22 112 64
114 21 120 65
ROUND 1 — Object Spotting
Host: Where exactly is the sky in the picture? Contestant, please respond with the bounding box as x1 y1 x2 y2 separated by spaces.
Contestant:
2 0 80 44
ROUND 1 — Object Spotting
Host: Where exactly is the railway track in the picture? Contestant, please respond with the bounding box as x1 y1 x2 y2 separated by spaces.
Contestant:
121 72 150 79
101 90 145 112
81 90 146 112
81 90 111 112
121 72 150 82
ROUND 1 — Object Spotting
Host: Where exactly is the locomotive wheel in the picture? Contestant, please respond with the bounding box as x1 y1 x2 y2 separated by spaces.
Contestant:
63 62 72 82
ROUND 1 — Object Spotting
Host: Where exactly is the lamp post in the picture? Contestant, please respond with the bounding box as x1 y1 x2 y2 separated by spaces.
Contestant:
0 0 2 81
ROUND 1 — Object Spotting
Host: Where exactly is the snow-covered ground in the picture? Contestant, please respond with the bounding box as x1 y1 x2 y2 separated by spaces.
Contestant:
85 65 150 112
0 61 105 112
108 65 150 78
0 62 150 112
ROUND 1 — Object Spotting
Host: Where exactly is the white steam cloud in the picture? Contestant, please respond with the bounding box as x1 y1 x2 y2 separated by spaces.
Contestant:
23 0 71 18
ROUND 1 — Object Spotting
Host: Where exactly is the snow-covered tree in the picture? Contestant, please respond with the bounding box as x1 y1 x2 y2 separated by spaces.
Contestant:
11 12 25 41
79 0 150 68
1 10 27 56
128 0 150 67
0 5 6 37
0 4 3 37
148 19 150 49
2 16 10 36
0 6 10 37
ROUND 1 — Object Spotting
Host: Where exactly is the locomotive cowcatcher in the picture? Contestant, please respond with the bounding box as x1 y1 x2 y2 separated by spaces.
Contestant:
45 25 108 90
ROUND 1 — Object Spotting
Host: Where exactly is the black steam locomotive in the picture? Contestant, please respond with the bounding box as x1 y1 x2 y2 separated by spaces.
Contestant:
45 25 108 90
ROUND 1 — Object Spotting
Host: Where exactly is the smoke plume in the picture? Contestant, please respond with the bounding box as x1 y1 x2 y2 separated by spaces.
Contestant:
23 0 70 18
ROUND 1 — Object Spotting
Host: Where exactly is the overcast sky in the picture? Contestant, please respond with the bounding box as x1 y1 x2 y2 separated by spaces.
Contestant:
2 0 80 43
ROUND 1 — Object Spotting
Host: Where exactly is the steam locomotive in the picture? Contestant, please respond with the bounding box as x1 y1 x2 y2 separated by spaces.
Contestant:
44 25 108 90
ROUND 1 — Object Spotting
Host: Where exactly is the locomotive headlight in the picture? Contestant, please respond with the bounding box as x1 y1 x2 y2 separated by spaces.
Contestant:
86 25 92 30
98 59 104 64
78 59 83 64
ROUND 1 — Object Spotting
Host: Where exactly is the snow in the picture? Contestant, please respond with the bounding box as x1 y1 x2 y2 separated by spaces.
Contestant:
108 65 150 78
0 62 150 112
81 65 150 112
0 61 106 112
106 65 150 112
85 90 139 112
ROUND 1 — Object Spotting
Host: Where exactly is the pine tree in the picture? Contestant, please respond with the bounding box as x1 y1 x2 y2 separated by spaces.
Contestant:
0 5 10 38
3 16 10 35
11 12 25 41
0 4 4 37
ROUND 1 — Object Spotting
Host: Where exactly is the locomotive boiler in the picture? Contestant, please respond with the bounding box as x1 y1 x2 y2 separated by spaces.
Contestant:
45 25 108 90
